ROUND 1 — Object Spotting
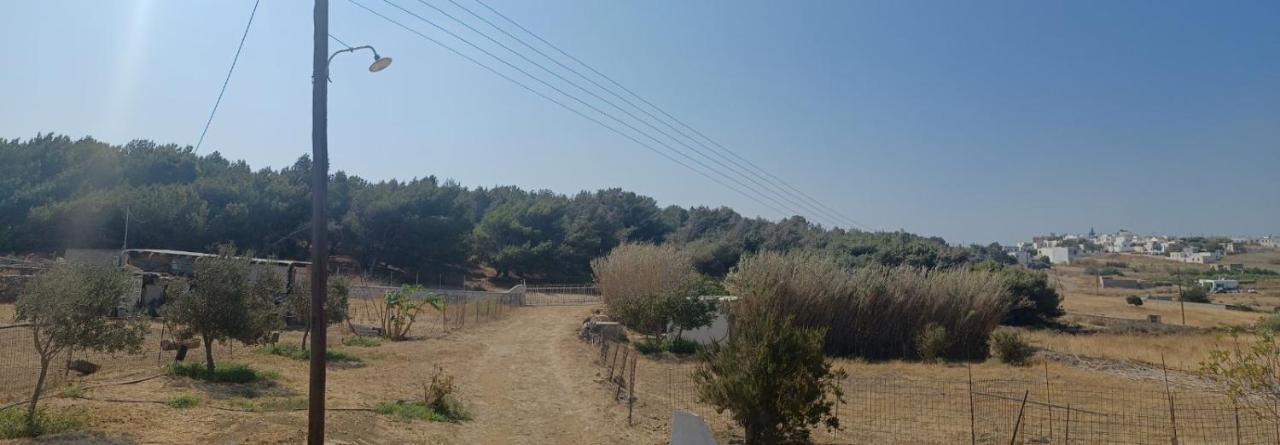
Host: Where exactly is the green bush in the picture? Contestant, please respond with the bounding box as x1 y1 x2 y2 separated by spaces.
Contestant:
0 406 84 439
166 362 277 384
260 344 362 364
342 336 383 347
1001 268 1064 326
166 395 201 409
375 367 470 423
915 324 951 363
695 307 845 444
1126 295 1143 306
990 329 1034 366
665 337 702 355
634 338 664 355
1179 286 1210 303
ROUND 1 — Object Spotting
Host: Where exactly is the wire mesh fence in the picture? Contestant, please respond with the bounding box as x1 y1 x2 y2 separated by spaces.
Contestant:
0 320 240 407
576 334 1280 444
525 285 601 306
347 284 525 334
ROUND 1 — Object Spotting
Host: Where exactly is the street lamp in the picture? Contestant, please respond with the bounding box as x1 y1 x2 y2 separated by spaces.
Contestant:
309 3 390 441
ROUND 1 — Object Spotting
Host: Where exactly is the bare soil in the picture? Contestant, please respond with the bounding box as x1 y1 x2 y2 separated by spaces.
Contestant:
4 305 665 445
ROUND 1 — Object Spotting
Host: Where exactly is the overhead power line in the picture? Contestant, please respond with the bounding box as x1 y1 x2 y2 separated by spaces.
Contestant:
465 0 872 231
406 0 833 227
195 0 262 154
454 0 861 230
346 0 791 218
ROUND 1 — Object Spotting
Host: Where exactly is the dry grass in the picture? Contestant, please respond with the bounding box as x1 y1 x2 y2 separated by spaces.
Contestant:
727 252 1009 359
1062 292 1263 328
1022 329 1242 371
591 243 700 307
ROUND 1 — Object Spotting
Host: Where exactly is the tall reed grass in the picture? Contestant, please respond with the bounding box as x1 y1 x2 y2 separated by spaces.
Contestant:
592 243 701 308
727 251 1009 360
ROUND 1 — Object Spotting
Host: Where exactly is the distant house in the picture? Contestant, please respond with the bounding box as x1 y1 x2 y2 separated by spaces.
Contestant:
1168 250 1221 264
1261 238 1280 249
1037 246 1077 265
1008 250 1032 266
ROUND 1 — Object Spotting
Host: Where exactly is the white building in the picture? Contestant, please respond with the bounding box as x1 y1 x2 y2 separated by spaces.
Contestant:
1037 246 1077 265
1170 250 1221 264
1198 278 1239 293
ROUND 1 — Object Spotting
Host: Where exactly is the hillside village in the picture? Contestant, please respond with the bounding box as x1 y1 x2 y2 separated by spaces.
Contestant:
1005 229 1279 267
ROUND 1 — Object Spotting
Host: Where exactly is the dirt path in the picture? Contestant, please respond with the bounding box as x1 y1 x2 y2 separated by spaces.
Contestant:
8 305 666 445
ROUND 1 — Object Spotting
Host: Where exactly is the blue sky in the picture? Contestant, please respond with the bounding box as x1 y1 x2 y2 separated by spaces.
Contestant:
2 0 1277 244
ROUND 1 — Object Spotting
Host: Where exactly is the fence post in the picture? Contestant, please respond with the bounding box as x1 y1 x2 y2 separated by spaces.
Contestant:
968 363 977 445
608 342 620 380
616 348 630 400
628 354 637 426
1044 361 1053 442
1064 403 1070 445
1010 390 1030 445
1234 399 1241 445
1161 354 1179 445
460 299 466 329
442 298 448 333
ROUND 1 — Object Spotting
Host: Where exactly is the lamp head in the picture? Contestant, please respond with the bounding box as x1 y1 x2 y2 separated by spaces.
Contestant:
369 55 392 72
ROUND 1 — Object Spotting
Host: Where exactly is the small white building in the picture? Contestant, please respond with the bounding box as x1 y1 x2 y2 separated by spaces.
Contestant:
1198 278 1239 293
1037 246 1076 265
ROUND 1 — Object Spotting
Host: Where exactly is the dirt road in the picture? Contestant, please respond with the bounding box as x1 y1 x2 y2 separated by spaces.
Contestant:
9 305 666 444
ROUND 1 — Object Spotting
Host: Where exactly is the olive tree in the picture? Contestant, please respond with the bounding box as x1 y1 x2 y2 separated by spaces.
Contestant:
287 275 350 349
695 305 845 444
162 248 282 373
15 263 147 432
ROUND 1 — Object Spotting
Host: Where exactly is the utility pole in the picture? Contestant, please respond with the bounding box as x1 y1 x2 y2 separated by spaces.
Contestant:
308 0 330 443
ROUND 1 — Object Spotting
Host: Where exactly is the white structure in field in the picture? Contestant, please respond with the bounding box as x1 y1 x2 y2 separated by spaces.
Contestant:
1037 246 1077 265
1197 278 1239 293
1169 250 1221 264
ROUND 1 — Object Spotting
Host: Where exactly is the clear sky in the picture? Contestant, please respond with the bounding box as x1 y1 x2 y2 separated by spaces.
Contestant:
2 0 1277 244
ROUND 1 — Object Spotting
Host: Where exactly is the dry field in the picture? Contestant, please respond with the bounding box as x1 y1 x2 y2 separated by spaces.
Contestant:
1 304 667 445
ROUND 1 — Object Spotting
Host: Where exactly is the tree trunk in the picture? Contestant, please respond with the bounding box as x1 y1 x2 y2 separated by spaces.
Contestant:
301 326 310 351
203 336 215 373
27 355 51 432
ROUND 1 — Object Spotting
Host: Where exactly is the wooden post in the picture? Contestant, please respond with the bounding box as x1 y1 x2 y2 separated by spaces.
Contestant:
968 362 977 445
616 348 630 400
1161 354 1179 445
1064 404 1070 445
1234 399 1241 445
628 354 637 426
442 298 448 332
1044 361 1053 441
607 342 620 380
460 299 466 329
1010 390 1030 445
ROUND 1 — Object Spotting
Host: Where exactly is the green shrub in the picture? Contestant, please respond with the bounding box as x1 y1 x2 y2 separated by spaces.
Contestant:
375 367 470 423
1001 268 1064 325
592 244 709 340
342 336 383 347
1104 261 1129 269
990 329 1034 366
260 344 362 364
166 362 277 384
166 395 201 409
915 324 951 363
695 306 845 444
1179 286 1210 303
634 338 664 355
1126 295 1143 306
665 337 702 355
0 406 84 439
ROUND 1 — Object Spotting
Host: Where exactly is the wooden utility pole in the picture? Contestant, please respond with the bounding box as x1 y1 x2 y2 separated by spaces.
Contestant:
308 0 330 443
